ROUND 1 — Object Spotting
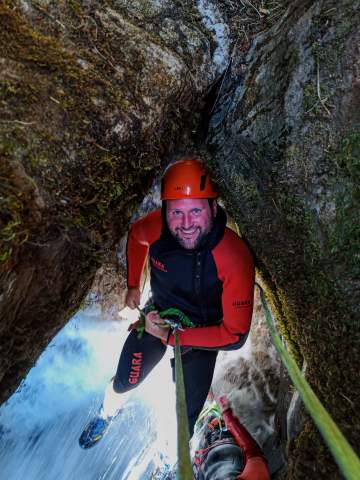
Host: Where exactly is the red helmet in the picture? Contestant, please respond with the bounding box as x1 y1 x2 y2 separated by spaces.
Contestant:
161 158 218 200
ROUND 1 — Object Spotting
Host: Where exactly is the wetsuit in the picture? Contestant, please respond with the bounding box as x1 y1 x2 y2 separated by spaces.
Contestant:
193 397 270 480
113 206 255 434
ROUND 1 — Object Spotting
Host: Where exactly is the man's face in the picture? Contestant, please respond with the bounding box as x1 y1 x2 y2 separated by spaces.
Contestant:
166 198 216 250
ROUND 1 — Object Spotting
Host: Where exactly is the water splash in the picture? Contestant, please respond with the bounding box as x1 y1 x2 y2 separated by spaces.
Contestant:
0 306 177 480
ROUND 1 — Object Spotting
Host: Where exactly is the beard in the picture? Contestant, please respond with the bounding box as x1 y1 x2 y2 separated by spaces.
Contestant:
171 220 213 250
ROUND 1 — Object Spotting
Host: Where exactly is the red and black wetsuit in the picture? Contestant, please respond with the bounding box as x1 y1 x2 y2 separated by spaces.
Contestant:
113 205 255 434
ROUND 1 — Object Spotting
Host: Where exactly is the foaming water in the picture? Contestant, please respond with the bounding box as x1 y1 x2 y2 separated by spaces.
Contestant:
0 306 177 480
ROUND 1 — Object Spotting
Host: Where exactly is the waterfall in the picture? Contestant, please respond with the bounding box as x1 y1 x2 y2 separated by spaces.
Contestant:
0 306 177 480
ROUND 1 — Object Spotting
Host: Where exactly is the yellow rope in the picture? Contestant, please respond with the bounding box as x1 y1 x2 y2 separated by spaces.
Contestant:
257 283 360 480
174 329 193 479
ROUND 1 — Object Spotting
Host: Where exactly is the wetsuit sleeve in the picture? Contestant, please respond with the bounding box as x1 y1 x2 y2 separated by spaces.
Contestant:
219 396 270 480
126 209 162 289
167 230 254 349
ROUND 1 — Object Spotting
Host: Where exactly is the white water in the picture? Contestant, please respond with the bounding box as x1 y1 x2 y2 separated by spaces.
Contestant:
0 306 177 480
197 0 230 75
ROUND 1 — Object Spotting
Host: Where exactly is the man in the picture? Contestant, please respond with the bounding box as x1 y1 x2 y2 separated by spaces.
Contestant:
79 158 255 449
192 396 269 480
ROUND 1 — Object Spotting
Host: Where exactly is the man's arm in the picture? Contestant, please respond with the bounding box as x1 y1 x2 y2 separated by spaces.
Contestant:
126 209 162 308
219 396 270 480
167 230 255 349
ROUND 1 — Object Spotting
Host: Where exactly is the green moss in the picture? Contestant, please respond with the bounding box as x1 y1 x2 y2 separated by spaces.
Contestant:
311 0 357 69
335 130 360 181
0 3 162 262
275 132 360 473
303 0 359 125
0 154 29 263
328 128 360 283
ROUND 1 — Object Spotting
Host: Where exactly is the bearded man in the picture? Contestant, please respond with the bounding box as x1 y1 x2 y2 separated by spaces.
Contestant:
79 158 255 449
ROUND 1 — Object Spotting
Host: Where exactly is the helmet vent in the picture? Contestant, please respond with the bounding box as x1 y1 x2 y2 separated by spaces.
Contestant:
199 174 207 191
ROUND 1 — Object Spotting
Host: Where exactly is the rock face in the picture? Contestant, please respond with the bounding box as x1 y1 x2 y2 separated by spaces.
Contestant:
212 287 285 477
1 0 359 478
206 0 360 478
0 0 227 401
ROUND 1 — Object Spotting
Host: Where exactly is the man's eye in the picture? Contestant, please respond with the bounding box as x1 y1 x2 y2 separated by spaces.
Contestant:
192 209 201 215
173 210 182 216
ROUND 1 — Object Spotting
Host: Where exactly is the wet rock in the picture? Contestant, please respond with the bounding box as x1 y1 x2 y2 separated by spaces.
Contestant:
206 0 360 477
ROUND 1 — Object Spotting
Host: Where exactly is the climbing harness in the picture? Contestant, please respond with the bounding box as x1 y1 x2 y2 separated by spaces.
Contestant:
257 283 360 480
193 401 230 477
194 400 224 434
135 306 195 339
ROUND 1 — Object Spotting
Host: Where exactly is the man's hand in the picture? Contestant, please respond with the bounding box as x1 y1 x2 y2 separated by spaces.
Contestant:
125 287 141 309
145 311 169 342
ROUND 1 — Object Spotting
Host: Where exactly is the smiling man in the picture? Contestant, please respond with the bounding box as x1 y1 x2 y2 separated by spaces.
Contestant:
166 197 215 250
79 158 255 450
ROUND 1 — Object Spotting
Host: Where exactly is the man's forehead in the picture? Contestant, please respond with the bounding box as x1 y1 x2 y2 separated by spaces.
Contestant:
166 198 209 210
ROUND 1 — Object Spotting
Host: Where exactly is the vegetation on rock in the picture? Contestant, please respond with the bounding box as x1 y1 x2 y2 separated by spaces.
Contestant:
1 1 359 478
207 0 360 477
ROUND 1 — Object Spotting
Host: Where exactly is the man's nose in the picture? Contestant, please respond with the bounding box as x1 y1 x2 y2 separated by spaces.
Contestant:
182 213 193 229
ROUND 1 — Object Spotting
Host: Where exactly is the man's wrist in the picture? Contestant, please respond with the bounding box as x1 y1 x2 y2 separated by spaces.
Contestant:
125 287 141 309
